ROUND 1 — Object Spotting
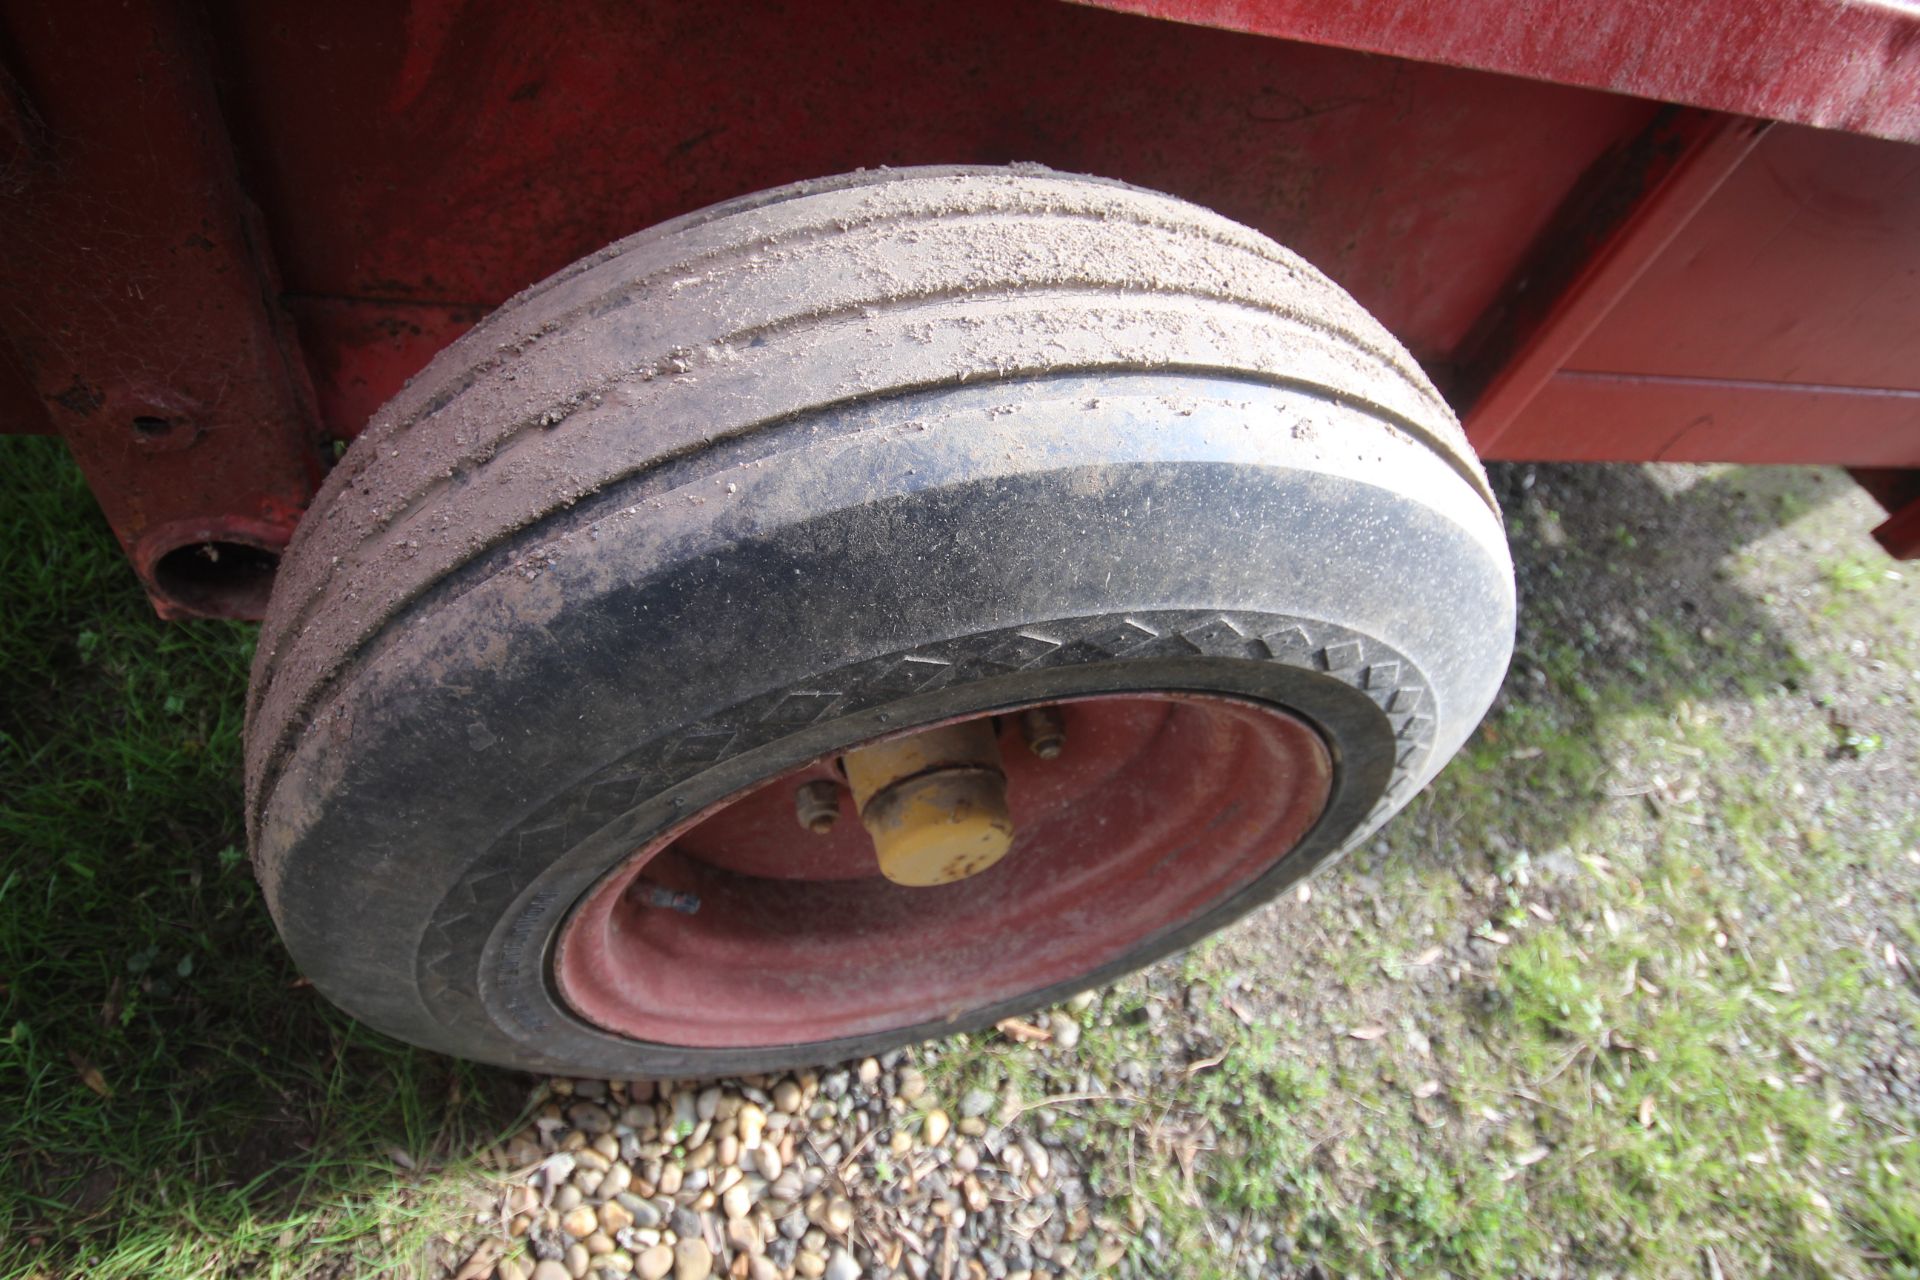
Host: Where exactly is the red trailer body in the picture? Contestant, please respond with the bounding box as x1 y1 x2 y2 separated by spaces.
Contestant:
3 0 1919 617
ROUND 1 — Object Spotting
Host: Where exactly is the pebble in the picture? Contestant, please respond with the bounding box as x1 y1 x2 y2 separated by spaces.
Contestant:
772 1079 803 1113
737 1103 767 1150
725 1217 761 1254
531 1263 572 1280
794 1251 826 1279
672 1237 713 1280
634 1245 674 1280
921 1109 950 1146
957 1089 994 1119
1048 1013 1081 1050
897 1068 926 1103
562 1206 600 1239
497 1259 529 1280
603 1163 633 1198
565 1243 591 1278
824 1249 861 1280
722 1181 753 1220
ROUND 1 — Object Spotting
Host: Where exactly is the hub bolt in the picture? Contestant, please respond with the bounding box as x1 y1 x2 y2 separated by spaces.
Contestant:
795 779 842 834
1018 706 1067 759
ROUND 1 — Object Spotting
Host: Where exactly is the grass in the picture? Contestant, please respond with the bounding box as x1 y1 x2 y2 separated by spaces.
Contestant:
0 438 517 1279
925 465 1920 1277
4 442 1918 1278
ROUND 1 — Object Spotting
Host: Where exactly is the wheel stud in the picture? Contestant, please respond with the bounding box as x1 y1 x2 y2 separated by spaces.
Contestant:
1019 706 1067 759
794 779 842 834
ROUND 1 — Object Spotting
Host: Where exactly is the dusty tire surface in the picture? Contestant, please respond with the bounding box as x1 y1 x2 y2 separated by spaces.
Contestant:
245 167 1514 1074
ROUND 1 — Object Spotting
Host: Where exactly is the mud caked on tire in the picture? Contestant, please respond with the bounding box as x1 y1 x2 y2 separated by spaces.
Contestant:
246 167 1514 1075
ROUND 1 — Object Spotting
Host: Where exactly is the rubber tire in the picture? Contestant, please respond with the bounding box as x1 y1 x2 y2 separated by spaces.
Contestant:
246 166 1514 1075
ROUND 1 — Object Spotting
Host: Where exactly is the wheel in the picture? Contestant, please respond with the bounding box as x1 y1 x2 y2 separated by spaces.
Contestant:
245 166 1513 1075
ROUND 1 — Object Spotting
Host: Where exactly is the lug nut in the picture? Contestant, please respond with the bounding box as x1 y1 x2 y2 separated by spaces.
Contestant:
1018 706 1067 759
795 779 842 834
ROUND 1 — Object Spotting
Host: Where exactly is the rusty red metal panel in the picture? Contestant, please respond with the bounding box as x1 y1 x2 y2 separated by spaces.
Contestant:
1074 0 1920 143
205 0 1655 439
1471 122 1920 468
1491 375 1920 465
0 0 324 618
1462 113 1768 457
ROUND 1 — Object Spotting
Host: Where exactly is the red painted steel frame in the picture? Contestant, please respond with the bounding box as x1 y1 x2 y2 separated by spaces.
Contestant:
0 0 326 618
1078 0 1920 144
3 0 1920 618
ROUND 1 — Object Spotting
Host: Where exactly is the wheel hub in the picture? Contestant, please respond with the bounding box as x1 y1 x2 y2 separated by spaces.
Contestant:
551 693 1334 1048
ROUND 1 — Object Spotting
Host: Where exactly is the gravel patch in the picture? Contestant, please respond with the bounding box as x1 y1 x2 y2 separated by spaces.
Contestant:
484 1034 1104 1280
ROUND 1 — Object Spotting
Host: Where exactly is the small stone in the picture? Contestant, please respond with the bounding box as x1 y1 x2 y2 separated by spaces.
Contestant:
772 1079 803 1114
896 1068 926 1103
497 1259 529 1280
576 1149 613 1173
888 1130 912 1158
533 1263 574 1280
779 1210 809 1240
696 1087 723 1122
822 1196 854 1236
953 1143 978 1173
956 1117 987 1138
567 1243 592 1278
555 1185 585 1213
657 1165 683 1197
794 1251 826 1279
602 1163 634 1199
601 1253 634 1276
673 1237 713 1280
670 1207 702 1240
586 1232 616 1257
717 1135 740 1168
725 1217 761 1254
752 1146 781 1181
620 1195 662 1229
747 1258 782 1280
857 1058 881 1086
569 1103 615 1134
635 1245 674 1280
1048 1013 1081 1050
593 1134 622 1162
576 1169 606 1197
963 1175 989 1213
563 1206 601 1239
737 1103 767 1150
958 1090 994 1120
723 1181 754 1220
602 1201 635 1234
823 1250 860 1280
921 1109 950 1146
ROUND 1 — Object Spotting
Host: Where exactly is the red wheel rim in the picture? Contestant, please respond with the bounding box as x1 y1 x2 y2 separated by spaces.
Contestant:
552 693 1332 1047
